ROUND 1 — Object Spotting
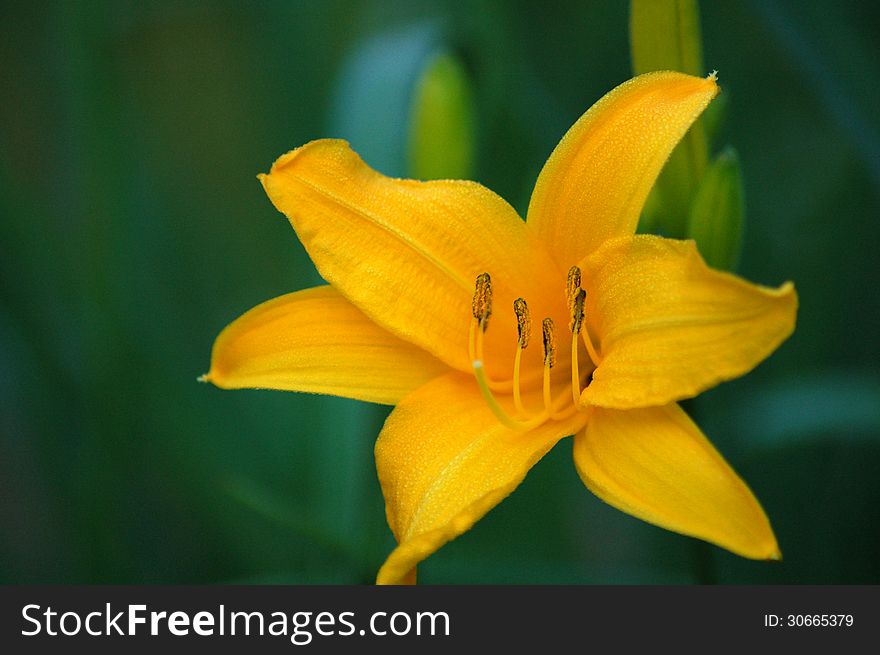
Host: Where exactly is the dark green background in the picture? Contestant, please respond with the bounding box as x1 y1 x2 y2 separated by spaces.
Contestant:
2 1 878 584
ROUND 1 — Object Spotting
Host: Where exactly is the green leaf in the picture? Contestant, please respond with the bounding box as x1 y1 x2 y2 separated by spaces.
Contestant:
687 147 744 271
407 50 476 180
630 0 709 237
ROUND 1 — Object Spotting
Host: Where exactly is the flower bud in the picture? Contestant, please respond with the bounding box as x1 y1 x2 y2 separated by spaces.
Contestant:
687 147 745 271
630 0 708 237
407 50 475 180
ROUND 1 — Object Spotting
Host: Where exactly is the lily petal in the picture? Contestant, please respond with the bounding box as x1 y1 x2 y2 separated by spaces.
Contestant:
205 286 448 404
260 139 561 376
527 71 718 265
375 372 588 584
582 235 797 409
574 404 780 560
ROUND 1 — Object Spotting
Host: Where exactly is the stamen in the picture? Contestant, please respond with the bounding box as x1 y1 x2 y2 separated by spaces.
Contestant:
577 290 601 367
472 272 492 331
566 266 582 311
468 285 546 430
570 288 586 405
512 298 531 417
470 273 493 381
541 318 556 413
565 269 602 366
467 274 592 430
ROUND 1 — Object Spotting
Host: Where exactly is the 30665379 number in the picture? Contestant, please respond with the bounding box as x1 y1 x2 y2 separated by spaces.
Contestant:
763 614 854 627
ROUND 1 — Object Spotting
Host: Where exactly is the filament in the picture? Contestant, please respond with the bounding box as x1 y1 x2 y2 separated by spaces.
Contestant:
582 329 601 366
472 361 547 432
513 345 526 416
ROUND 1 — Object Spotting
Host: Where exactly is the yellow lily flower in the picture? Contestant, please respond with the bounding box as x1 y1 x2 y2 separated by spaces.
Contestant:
204 71 797 585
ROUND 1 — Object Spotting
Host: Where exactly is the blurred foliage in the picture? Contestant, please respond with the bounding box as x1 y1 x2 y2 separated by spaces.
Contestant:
1 0 878 584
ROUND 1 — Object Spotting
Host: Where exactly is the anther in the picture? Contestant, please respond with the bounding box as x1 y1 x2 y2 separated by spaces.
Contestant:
472 272 493 330
542 318 556 368
513 298 531 348
566 266 582 310
570 288 586 335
